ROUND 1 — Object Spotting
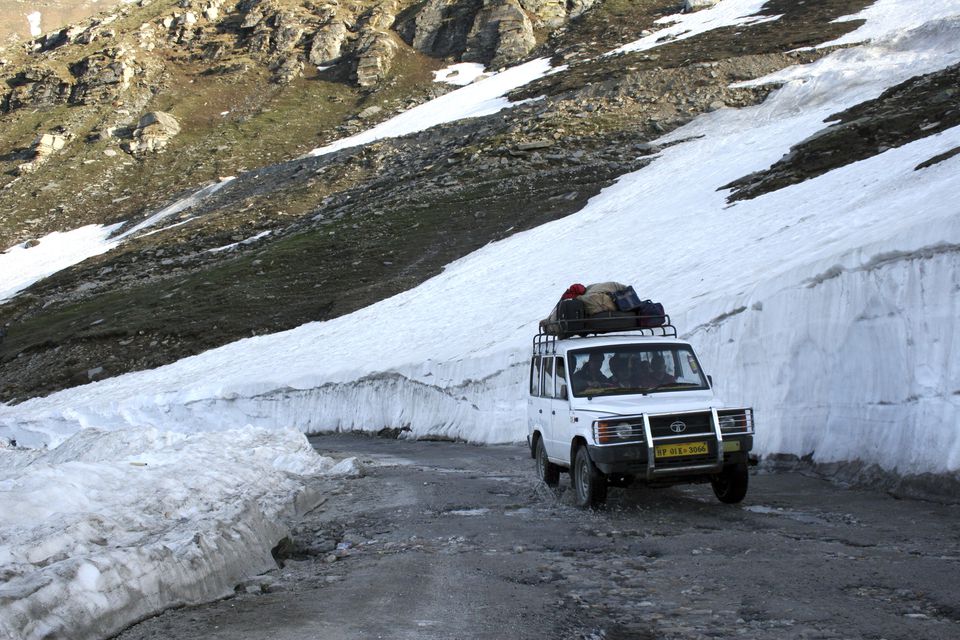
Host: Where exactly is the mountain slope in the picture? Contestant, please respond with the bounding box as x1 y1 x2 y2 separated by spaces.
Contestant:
0 0 875 400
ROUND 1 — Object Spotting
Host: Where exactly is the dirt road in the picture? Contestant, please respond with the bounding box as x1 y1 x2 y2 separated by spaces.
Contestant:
118 434 960 640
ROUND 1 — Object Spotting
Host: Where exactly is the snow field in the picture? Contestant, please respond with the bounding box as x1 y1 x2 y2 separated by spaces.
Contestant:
0 427 357 640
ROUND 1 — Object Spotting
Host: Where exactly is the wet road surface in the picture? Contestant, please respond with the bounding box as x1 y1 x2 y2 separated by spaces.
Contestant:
118 434 960 640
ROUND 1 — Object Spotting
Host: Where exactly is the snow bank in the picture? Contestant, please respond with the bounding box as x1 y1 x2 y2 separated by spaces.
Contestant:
2 5 959 477
0 426 352 640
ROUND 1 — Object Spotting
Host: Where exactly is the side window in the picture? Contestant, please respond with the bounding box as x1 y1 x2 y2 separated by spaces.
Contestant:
530 356 541 396
542 357 556 399
555 357 567 398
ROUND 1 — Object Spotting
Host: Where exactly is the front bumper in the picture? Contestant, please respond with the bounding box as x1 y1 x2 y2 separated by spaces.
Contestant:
588 435 753 477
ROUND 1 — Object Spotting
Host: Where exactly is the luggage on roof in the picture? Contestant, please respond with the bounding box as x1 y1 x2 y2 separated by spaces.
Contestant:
539 282 667 338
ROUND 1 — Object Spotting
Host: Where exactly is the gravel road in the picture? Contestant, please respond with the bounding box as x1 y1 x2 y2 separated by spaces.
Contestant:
118 434 960 640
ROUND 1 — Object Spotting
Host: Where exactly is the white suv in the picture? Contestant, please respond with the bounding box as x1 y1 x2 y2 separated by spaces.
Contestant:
527 323 755 508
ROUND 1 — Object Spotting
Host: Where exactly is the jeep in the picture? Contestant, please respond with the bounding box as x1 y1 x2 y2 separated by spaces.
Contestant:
527 319 755 508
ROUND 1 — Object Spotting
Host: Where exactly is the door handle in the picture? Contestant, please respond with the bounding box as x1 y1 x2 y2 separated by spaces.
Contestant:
538 409 543 414
551 410 556 415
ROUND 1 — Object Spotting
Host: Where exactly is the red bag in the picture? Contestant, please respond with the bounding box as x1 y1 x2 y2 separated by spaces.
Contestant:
560 283 586 300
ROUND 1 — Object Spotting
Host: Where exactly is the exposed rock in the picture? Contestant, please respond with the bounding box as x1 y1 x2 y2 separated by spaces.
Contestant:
394 0 482 59
685 0 721 11
124 111 181 155
358 105 383 119
354 32 399 87
519 0 566 28
16 133 69 175
69 49 137 105
464 0 535 70
272 56 304 83
5 65 73 111
308 19 349 66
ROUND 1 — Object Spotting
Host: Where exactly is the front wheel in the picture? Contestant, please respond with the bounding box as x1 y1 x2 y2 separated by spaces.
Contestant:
572 446 607 508
535 437 560 487
711 463 749 504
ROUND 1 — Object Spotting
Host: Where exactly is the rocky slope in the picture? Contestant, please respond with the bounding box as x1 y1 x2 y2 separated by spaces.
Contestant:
4 0 950 402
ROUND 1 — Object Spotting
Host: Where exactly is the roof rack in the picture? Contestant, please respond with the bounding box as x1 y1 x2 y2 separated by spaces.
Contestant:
533 315 678 355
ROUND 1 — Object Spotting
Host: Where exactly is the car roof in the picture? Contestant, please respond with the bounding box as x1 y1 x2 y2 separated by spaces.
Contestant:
550 335 690 353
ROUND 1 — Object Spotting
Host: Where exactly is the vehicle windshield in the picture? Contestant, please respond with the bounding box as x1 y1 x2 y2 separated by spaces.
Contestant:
567 344 708 398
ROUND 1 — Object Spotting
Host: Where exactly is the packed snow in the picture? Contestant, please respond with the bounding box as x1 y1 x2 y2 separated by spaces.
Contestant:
0 427 358 640
2 2 960 636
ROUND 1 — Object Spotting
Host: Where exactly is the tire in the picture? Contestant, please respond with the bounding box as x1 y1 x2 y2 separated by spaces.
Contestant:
711 463 749 504
572 446 607 508
535 437 560 487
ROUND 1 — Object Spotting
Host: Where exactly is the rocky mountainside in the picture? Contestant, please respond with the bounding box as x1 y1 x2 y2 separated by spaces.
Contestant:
2 0 955 402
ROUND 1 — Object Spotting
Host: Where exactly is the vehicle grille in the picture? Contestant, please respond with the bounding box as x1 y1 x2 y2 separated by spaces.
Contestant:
649 411 713 438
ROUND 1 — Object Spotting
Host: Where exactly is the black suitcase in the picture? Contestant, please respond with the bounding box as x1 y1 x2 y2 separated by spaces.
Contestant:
556 298 586 337
637 300 666 328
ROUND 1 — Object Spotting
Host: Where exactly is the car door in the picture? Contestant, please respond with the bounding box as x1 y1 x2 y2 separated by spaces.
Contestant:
528 355 552 452
549 354 572 461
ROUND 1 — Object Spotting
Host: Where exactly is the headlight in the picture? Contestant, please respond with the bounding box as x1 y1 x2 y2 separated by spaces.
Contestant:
595 421 639 443
719 415 738 431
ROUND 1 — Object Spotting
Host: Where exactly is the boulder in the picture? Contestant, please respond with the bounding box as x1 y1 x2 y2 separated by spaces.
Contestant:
272 56 305 83
124 111 181 155
684 0 721 11
15 133 69 175
308 19 349 66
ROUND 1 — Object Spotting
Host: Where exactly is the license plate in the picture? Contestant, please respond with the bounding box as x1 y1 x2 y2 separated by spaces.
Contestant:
723 440 742 453
655 441 708 458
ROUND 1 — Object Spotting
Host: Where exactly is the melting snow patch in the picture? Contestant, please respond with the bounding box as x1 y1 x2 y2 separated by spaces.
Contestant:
0 224 123 302
433 62 487 86
27 12 41 37
307 57 558 158
207 230 273 253
609 0 781 56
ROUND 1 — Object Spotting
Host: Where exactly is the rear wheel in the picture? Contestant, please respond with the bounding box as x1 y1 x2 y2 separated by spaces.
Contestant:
572 446 607 508
711 463 749 504
535 437 560 487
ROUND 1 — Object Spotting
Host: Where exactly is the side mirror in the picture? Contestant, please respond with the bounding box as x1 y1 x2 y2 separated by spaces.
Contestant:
559 385 569 400
707 375 713 387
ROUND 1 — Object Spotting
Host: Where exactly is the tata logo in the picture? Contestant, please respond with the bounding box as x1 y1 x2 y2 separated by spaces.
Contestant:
669 421 687 433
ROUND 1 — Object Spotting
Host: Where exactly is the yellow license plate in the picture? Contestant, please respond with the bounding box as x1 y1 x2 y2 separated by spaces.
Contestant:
723 440 742 453
655 441 708 458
